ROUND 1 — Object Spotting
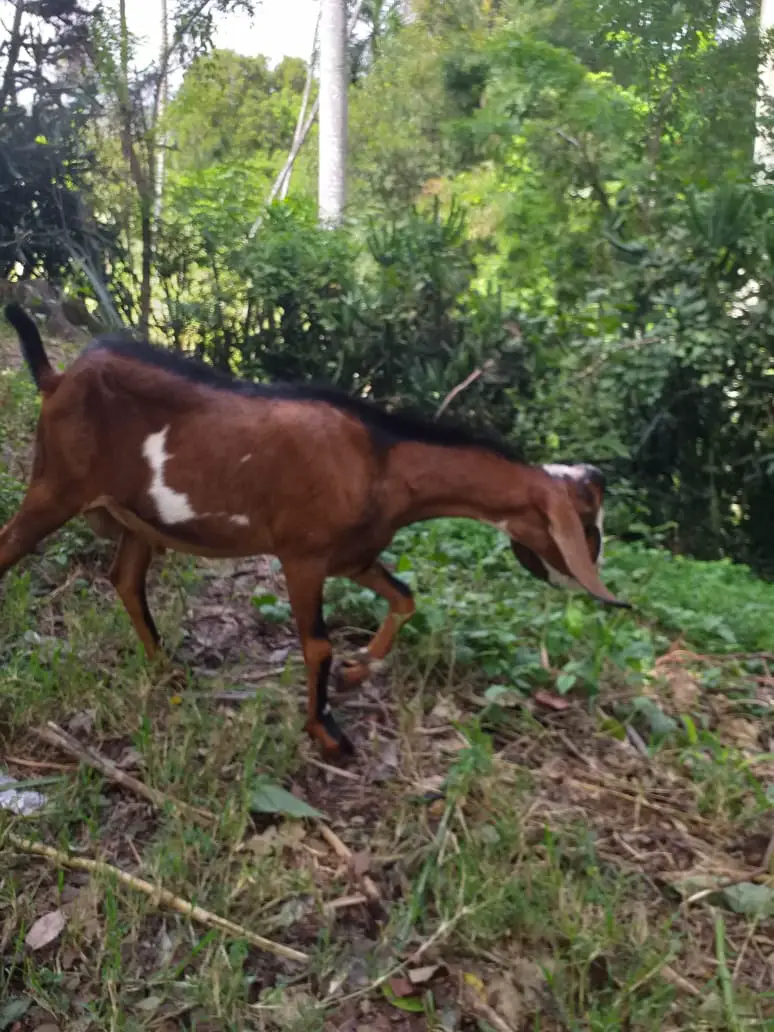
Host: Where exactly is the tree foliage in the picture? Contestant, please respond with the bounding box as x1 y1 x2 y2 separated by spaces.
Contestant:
5 0 774 569
0 0 109 282
165 52 308 173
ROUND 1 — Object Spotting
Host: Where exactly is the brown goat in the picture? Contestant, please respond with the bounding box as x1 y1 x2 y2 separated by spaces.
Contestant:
2 304 628 756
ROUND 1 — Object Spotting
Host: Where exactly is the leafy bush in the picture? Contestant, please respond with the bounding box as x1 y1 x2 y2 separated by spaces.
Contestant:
154 193 531 437
326 520 774 704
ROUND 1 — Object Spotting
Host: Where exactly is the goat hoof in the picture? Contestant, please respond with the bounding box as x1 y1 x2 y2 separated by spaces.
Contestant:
308 715 356 760
336 657 370 689
322 734 355 762
157 664 189 694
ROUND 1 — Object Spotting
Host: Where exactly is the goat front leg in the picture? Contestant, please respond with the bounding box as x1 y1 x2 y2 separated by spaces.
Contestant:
283 558 354 758
0 481 78 580
109 531 160 657
337 562 416 688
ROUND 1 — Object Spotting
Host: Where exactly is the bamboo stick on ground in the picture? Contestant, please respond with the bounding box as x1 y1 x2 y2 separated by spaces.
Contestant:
6 832 308 964
34 722 216 826
317 822 382 902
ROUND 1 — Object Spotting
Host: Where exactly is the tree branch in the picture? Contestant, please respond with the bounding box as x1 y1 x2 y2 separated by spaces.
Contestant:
275 4 322 201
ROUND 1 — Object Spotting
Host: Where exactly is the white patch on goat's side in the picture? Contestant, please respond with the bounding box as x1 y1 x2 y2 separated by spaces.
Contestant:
542 463 584 481
229 514 250 527
239 453 252 464
142 425 196 525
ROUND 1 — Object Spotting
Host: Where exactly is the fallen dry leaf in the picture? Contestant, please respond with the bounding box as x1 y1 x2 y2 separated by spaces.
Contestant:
414 774 446 796
429 696 463 725
25 910 66 951
388 976 414 998
664 668 700 712
115 747 143 770
463 971 486 997
66 709 95 736
242 828 279 855
534 691 571 712
487 974 524 1026
351 851 371 877
408 964 442 985
719 718 760 752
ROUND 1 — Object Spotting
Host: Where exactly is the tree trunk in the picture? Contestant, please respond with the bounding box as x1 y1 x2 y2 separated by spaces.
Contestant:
318 0 348 225
154 0 170 221
0 0 25 113
118 0 152 335
755 0 774 173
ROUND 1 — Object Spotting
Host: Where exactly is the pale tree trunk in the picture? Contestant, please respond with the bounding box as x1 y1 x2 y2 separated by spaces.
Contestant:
755 0 774 173
318 0 348 225
154 0 170 221
254 0 365 237
118 0 152 336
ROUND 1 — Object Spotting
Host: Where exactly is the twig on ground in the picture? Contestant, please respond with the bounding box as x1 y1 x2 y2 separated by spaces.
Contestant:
660 964 701 997
459 974 518 1032
732 915 760 984
33 722 217 827
6 755 77 772
625 724 651 761
409 904 473 964
556 730 596 769
761 827 774 874
6 832 308 964
317 823 382 901
304 755 363 782
323 893 369 913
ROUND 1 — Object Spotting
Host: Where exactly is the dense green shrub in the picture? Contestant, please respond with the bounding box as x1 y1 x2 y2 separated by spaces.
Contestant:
154 194 532 439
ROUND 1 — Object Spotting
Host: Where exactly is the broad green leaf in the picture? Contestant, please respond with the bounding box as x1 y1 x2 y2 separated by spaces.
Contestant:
382 983 427 1013
633 697 678 737
681 714 699 745
722 883 774 917
0 998 31 1030
556 672 577 695
249 782 323 819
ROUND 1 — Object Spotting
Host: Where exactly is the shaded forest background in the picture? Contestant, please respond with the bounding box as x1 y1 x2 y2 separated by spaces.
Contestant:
3 0 774 569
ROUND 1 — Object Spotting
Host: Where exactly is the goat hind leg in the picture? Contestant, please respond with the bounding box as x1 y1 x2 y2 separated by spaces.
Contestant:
0 481 78 579
337 562 416 688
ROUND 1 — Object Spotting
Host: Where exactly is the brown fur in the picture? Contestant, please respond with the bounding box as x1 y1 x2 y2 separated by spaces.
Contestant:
1 306 627 757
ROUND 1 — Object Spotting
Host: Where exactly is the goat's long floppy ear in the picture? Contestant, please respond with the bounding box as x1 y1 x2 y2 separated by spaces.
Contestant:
546 492 630 609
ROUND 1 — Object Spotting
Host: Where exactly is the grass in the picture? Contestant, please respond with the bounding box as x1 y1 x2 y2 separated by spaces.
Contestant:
2 339 774 1030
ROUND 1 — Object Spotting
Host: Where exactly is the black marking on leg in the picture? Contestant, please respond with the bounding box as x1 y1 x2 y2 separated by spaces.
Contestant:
140 586 161 645
316 654 355 754
315 654 332 719
384 568 413 599
321 710 355 755
312 602 328 641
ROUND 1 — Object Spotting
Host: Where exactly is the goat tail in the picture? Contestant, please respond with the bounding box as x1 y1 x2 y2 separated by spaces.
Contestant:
4 304 61 394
